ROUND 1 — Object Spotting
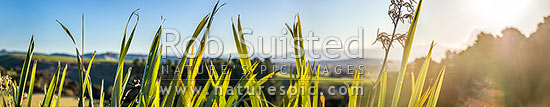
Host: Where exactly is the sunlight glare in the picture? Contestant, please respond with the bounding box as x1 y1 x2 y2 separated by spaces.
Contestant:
470 0 530 24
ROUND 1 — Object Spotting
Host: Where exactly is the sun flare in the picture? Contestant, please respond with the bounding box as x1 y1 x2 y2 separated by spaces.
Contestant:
469 0 530 24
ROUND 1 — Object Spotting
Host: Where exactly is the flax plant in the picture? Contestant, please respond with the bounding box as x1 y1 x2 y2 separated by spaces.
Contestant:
385 0 446 107
14 36 37 107
108 9 140 107
229 15 279 107
373 0 417 79
0 36 36 107
157 1 241 107
0 36 67 107
265 14 325 107
388 0 422 106
40 62 68 107
368 0 418 106
57 14 99 107
356 0 448 107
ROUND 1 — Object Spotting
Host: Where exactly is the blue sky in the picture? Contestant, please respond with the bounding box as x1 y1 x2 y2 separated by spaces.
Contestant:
0 0 549 61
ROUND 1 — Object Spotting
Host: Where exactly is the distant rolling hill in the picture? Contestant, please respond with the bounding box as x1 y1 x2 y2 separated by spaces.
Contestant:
0 53 129 97
50 52 149 61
